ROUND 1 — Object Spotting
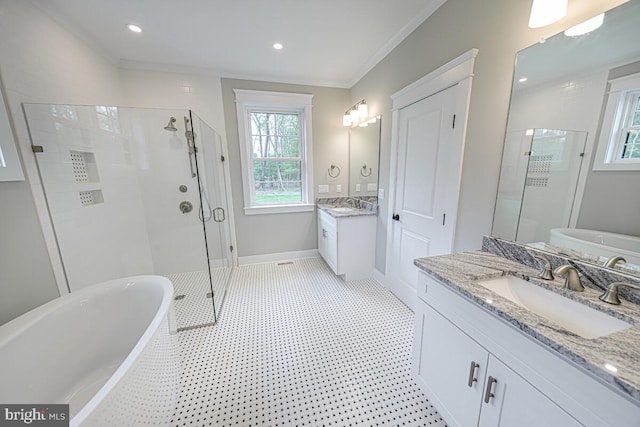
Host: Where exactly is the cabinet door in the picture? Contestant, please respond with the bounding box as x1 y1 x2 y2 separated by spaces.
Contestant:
413 302 489 427
318 211 338 273
479 356 582 427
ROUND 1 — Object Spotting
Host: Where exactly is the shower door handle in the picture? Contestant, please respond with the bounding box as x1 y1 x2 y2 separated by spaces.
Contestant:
213 207 226 223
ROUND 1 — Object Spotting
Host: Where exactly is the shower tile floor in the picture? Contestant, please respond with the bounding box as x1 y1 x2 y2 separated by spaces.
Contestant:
171 257 447 426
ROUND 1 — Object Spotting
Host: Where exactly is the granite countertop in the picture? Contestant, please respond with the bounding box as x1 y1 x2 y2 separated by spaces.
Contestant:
316 204 377 218
414 251 640 405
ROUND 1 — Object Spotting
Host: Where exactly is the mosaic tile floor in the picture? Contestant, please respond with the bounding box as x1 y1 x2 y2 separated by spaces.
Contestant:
171 258 446 426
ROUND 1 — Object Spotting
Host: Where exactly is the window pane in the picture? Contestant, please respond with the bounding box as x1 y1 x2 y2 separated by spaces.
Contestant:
633 96 640 126
253 160 302 204
621 130 640 159
250 112 300 158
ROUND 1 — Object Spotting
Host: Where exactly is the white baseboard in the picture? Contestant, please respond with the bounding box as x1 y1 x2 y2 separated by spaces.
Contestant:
238 249 320 266
373 268 387 287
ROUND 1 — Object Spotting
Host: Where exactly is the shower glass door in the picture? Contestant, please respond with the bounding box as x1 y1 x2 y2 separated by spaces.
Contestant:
24 104 231 329
188 111 234 318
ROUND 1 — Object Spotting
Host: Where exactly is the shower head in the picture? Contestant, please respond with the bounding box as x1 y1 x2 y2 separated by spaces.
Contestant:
164 117 178 132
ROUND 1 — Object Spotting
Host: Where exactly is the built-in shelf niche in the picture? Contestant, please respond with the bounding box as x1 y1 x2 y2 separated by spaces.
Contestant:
79 189 104 207
70 150 100 183
71 150 103 207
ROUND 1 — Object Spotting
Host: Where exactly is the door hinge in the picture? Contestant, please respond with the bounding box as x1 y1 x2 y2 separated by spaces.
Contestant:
579 152 585 157
221 155 225 162
442 213 446 226
32 145 43 153
452 114 456 129
230 245 234 252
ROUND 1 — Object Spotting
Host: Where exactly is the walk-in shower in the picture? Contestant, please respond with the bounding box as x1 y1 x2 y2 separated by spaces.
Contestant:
23 105 234 328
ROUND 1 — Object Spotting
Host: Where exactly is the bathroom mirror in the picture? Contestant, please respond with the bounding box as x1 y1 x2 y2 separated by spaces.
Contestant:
349 116 381 198
492 0 640 275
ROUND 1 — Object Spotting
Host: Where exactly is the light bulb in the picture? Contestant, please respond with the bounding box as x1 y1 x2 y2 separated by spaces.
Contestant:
564 13 604 37
358 102 368 118
343 114 352 127
528 0 567 28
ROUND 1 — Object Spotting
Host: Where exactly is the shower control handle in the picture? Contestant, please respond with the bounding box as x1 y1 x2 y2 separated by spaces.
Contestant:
179 201 193 214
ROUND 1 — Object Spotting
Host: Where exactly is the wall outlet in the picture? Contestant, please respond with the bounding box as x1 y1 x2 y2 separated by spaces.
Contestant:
367 183 377 191
378 189 385 200
336 184 342 193
355 184 361 192
318 184 329 194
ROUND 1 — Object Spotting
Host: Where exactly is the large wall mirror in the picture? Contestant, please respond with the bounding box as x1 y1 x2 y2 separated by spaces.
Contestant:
493 0 640 274
348 116 381 198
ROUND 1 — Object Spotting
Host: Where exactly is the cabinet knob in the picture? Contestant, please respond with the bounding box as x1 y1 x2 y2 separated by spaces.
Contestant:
392 213 400 221
467 361 480 387
322 229 328 238
484 376 497 403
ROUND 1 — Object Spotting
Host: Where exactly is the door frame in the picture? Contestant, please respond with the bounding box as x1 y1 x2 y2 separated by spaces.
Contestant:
385 49 478 308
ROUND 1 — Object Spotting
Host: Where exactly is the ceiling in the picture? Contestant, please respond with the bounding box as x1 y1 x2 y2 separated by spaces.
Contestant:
31 0 446 88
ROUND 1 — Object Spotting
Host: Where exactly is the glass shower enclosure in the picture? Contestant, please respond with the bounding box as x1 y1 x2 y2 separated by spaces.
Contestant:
23 104 233 329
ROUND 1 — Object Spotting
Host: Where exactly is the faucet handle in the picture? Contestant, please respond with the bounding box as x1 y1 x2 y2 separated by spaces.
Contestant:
603 256 626 268
599 282 640 305
553 264 585 292
533 255 554 280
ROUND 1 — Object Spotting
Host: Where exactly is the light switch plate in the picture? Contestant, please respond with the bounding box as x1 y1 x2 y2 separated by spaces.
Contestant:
336 184 342 193
378 189 385 200
318 184 329 194
367 183 377 191
355 184 361 192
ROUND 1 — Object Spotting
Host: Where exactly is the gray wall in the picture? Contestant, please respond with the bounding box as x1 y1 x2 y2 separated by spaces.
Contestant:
349 0 624 273
221 79 350 258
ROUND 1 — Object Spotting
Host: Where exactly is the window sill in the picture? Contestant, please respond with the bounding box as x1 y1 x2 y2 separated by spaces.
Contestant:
244 204 315 215
592 161 640 172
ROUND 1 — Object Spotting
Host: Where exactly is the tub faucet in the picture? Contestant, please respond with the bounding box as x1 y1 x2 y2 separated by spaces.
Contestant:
553 264 584 292
599 282 640 305
533 255 554 280
603 256 626 268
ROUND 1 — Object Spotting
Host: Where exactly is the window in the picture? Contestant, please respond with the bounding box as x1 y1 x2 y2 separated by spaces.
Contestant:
594 74 640 171
234 90 314 214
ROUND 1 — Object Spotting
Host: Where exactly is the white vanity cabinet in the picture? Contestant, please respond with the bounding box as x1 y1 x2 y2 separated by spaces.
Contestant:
414 301 580 427
413 272 640 427
317 209 376 281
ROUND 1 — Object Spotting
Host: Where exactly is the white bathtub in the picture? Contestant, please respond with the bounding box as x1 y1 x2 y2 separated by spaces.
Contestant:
0 275 180 426
550 228 640 266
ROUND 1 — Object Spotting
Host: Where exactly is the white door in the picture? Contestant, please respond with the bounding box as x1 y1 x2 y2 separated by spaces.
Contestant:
388 85 461 308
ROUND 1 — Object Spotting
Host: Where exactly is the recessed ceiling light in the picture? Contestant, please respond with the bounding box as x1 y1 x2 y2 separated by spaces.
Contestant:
273 43 283 50
604 363 618 373
127 24 142 33
519 77 528 83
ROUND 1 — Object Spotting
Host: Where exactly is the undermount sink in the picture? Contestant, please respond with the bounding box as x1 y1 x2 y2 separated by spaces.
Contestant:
477 276 632 339
331 207 355 213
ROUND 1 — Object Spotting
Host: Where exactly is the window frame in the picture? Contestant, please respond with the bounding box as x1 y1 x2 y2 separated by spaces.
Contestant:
234 89 314 215
594 74 640 171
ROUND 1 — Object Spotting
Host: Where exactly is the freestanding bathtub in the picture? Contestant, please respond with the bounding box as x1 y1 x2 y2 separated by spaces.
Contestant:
550 228 640 266
0 275 180 426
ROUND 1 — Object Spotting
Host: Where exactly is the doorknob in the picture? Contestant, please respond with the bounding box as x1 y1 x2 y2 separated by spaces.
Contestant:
392 214 400 221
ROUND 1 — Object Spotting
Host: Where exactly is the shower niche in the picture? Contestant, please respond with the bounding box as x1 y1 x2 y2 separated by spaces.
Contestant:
24 104 234 328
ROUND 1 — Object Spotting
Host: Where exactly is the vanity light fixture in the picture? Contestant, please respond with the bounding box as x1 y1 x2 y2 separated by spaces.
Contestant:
342 100 368 127
528 0 567 28
564 13 605 37
127 24 142 33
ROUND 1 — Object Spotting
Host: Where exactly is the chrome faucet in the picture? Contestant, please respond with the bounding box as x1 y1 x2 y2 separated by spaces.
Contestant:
533 255 554 280
603 256 626 268
345 198 356 208
553 264 584 292
599 282 640 305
